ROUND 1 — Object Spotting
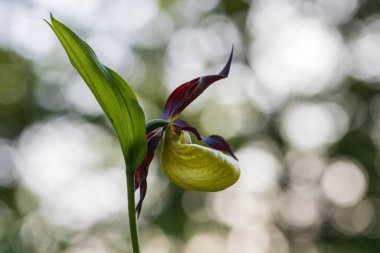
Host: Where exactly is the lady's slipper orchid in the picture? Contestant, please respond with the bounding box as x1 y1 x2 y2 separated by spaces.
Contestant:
134 48 240 216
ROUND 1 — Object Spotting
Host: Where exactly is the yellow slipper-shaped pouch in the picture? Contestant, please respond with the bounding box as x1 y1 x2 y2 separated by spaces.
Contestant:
161 127 240 191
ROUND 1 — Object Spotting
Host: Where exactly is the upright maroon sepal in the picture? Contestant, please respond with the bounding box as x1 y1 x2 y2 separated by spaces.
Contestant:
162 47 233 120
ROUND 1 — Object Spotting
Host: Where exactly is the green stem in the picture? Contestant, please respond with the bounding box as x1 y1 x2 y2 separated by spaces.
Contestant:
126 171 140 253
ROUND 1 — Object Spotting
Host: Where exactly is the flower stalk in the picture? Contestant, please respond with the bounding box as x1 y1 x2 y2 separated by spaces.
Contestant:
126 171 140 253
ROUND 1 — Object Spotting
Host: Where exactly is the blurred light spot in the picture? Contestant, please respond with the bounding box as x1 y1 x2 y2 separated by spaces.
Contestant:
20 213 57 253
33 0 101 24
49 169 126 229
268 227 289 253
236 143 282 194
101 222 132 252
352 199 375 233
165 28 223 89
201 15 242 52
62 76 104 116
141 232 177 253
14 117 126 230
215 63 256 105
118 52 147 88
299 0 359 25
227 226 270 253
321 160 367 207
350 19 380 82
33 83 66 112
210 143 277 228
199 103 252 139
87 34 129 70
248 1 346 106
134 12 174 48
332 199 375 235
0 139 14 186
281 102 348 151
288 153 325 186
279 187 321 229
182 191 211 222
96 0 158 35
165 16 241 90
210 187 273 228
172 0 220 24
184 232 228 253
210 144 279 227
9 6 56 60
0 1 13 46
64 236 107 253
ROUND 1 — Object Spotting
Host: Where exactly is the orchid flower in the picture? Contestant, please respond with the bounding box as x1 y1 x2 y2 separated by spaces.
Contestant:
134 48 240 216
48 15 239 252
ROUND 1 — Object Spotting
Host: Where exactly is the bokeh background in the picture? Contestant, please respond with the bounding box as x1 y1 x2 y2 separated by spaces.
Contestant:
0 0 380 252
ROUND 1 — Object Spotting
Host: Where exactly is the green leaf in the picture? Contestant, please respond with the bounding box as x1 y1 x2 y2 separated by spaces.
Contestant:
47 14 147 173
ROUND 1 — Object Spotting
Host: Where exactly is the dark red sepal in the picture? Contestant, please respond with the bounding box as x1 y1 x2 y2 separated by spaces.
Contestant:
134 128 164 217
162 47 233 120
173 119 238 160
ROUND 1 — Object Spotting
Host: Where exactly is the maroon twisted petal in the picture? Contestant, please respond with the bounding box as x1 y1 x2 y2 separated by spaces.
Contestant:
173 119 237 160
134 129 163 217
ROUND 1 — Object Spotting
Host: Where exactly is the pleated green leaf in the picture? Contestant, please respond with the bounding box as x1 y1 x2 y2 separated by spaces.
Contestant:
47 15 147 172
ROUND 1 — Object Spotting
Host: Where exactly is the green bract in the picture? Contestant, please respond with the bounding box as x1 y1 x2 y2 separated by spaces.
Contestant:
47 15 147 172
145 119 170 134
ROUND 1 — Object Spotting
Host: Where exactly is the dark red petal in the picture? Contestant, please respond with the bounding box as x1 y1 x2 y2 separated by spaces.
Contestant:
173 119 238 160
202 135 238 160
162 47 233 120
134 129 164 217
172 118 202 140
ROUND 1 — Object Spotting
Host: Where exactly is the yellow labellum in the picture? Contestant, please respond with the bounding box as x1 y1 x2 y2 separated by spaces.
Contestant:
160 127 240 191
